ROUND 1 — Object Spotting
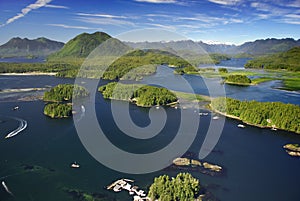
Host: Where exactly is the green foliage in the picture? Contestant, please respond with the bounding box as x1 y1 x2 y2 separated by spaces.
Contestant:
43 84 89 102
102 49 192 80
99 82 178 107
211 97 300 133
148 173 200 201
218 68 228 73
0 62 80 74
43 84 89 118
245 47 300 71
225 74 251 85
44 103 72 118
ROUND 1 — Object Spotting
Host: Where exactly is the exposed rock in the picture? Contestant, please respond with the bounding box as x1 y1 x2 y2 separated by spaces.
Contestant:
203 162 222 172
283 144 300 157
173 157 190 166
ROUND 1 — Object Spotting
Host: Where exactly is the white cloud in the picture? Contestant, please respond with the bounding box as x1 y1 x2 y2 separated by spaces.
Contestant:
146 23 176 30
45 4 69 9
77 13 127 19
76 17 135 27
134 0 178 3
47 23 95 30
1 0 68 27
207 0 241 5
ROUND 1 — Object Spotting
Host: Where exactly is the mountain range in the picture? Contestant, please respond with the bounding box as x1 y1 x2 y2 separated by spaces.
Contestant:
0 37 64 58
125 38 300 56
0 32 299 59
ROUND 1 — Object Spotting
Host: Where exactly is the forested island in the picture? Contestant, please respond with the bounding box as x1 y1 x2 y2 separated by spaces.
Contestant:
99 82 178 107
43 84 89 118
224 74 252 86
44 103 72 118
211 97 300 134
43 84 89 102
148 173 201 201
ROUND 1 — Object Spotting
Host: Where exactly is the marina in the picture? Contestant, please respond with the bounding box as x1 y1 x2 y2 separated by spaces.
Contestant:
107 179 149 201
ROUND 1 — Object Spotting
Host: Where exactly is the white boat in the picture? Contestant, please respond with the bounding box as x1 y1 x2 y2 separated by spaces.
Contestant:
237 124 245 128
71 162 80 168
212 116 219 120
13 106 19 110
271 127 277 131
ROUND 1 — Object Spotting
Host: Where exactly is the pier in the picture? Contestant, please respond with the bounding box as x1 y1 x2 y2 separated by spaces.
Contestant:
107 179 150 201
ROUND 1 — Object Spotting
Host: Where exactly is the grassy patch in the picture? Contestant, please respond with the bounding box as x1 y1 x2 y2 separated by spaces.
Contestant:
282 78 300 91
252 77 277 84
173 91 211 102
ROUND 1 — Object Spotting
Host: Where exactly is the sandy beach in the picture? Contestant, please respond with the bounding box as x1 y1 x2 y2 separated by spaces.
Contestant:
0 72 57 76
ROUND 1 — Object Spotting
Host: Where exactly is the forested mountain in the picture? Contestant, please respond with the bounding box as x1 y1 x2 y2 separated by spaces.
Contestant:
0 37 64 58
245 46 300 71
47 32 112 61
235 38 300 56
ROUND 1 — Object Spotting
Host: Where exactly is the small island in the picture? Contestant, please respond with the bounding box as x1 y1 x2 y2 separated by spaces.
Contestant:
44 103 72 118
99 82 178 107
43 84 89 118
224 74 252 86
283 144 300 157
148 173 201 201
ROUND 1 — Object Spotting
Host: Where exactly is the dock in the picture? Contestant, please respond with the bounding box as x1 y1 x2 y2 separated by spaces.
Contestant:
107 179 150 201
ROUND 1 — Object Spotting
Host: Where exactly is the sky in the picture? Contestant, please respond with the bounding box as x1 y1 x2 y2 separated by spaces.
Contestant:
0 0 300 45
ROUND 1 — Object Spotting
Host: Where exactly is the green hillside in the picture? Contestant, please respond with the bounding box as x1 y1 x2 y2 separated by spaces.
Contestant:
47 32 111 62
245 46 300 71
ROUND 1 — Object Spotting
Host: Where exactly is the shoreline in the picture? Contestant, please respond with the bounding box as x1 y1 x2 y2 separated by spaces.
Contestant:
0 72 57 76
0 88 48 93
209 104 293 133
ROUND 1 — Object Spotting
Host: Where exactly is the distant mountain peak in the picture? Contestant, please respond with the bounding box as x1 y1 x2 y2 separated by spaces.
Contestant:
202 40 235 46
0 37 64 58
47 31 113 61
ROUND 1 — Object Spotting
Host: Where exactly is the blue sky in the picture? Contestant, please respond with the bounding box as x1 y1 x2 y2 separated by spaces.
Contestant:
0 0 300 45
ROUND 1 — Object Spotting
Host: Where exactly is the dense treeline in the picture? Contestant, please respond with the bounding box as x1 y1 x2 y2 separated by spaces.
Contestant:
0 62 80 74
99 82 177 107
218 68 228 73
101 49 192 80
44 103 72 118
245 46 300 71
211 97 300 133
43 84 89 102
225 74 251 85
148 173 200 201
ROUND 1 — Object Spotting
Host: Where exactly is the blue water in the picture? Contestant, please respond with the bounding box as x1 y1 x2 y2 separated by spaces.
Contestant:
0 65 299 201
142 66 300 105
0 57 45 63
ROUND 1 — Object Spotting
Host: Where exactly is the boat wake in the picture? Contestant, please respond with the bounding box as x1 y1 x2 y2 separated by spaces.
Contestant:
5 117 27 139
1 181 14 196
